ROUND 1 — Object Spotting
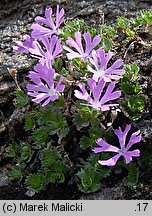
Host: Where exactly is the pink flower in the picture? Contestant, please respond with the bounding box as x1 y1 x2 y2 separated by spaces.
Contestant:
92 124 141 166
27 63 65 106
88 49 125 82
29 35 62 67
63 31 101 61
74 78 121 111
31 5 64 39
13 35 34 53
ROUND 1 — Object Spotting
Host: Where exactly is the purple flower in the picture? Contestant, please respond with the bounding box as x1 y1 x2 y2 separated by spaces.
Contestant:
27 63 65 106
74 78 121 111
13 35 34 53
29 35 62 67
31 5 64 39
88 49 125 82
92 124 141 166
63 31 101 61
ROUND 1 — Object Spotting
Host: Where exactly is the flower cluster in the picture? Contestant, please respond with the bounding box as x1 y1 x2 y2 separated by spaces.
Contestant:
13 5 65 105
13 5 141 167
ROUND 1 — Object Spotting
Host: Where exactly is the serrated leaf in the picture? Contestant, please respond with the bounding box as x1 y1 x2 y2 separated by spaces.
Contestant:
40 147 61 168
79 136 95 150
129 112 142 121
117 16 129 29
140 10 152 25
127 95 145 112
73 112 90 131
121 82 141 95
14 89 28 107
89 125 103 140
123 63 140 81
130 17 144 27
51 161 69 173
24 114 34 131
77 167 101 193
100 25 117 37
32 127 48 144
25 173 45 192
101 36 113 51
63 18 86 39
125 28 135 38
36 108 69 141
127 163 139 187
9 167 23 180
17 143 32 164
47 172 65 184
4 142 20 158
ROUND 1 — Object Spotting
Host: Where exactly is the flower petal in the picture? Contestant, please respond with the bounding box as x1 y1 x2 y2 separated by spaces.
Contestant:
100 82 121 105
126 130 141 151
98 154 121 166
74 83 92 103
115 124 131 148
124 150 140 164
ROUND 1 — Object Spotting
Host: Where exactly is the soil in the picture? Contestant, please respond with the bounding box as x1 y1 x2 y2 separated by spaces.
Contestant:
0 0 152 200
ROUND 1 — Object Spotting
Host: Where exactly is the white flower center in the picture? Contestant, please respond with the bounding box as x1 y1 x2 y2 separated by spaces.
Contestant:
82 53 89 60
118 148 126 155
48 88 55 96
92 101 101 108
98 69 105 76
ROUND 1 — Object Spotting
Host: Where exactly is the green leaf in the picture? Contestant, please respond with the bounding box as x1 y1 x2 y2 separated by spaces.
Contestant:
40 147 61 168
84 26 98 38
77 167 101 193
101 37 113 51
125 28 135 38
121 82 141 95
14 89 28 107
130 17 144 27
127 163 139 187
79 136 95 150
52 58 63 72
117 16 129 29
73 106 95 131
121 63 141 95
25 173 45 192
17 142 32 164
4 142 20 158
100 25 117 37
121 95 145 120
130 113 142 121
51 161 69 173
47 172 65 184
9 167 23 180
123 63 140 81
32 126 48 144
88 124 103 140
63 18 86 38
73 111 91 131
141 147 152 169
36 108 69 141
127 95 145 112
87 154 100 166
24 114 34 131
140 10 152 25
